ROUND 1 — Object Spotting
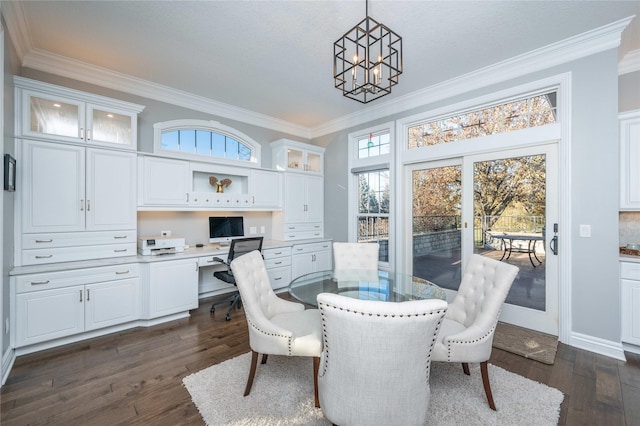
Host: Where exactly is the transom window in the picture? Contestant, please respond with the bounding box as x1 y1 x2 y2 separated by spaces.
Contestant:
358 132 391 159
153 119 260 166
408 92 557 149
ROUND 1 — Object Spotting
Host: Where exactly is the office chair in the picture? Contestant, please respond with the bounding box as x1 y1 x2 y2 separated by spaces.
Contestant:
210 236 264 321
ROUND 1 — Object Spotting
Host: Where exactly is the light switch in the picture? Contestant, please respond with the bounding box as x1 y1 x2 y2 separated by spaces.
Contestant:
249 226 257 235
579 224 591 238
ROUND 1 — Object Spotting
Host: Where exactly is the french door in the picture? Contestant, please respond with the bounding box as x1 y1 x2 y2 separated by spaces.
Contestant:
408 144 558 335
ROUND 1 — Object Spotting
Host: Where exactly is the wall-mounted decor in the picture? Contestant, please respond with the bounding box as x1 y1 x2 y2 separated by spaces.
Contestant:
4 154 15 192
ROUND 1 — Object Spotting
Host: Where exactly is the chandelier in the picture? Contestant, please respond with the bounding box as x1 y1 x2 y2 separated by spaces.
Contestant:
333 0 403 104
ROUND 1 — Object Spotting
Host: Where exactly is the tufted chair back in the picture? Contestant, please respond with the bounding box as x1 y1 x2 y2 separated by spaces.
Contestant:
431 253 519 410
317 292 447 426
332 242 379 271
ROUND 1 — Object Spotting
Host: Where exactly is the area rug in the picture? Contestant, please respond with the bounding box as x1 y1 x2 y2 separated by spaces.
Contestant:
183 353 564 426
493 322 559 365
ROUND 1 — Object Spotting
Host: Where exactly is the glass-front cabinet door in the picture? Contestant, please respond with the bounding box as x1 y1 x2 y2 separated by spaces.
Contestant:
86 104 136 148
24 91 84 143
18 79 142 150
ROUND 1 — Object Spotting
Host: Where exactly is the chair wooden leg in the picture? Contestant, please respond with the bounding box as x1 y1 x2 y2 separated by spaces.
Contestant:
480 361 497 411
244 350 259 396
461 362 470 375
261 354 268 364
313 356 320 408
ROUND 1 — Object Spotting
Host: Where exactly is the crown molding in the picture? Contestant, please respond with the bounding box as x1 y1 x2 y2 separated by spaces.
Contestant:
311 16 634 138
1 1 32 60
619 49 640 75
21 49 312 140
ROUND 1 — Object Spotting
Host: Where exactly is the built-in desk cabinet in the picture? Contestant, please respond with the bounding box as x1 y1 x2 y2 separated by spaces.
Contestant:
15 78 142 266
138 156 191 206
263 246 292 290
142 258 199 319
622 260 640 347
12 264 140 348
620 110 640 210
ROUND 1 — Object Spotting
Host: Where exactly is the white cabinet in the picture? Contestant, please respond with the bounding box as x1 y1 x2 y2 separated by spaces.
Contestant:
250 169 282 209
138 156 190 206
620 110 640 210
13 264 140 347
263 246 292 290
291 241 332 279
622 261 640 346
271 139 324 174
20 140 137 265
16 77 143 150
273 173 324 241
143 259 199 319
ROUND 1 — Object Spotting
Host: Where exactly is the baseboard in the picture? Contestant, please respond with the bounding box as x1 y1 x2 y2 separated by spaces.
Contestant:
1 347 16 386
569 331 626 361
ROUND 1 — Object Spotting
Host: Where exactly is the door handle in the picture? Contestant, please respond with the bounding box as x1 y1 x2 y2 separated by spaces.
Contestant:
549 223 558 255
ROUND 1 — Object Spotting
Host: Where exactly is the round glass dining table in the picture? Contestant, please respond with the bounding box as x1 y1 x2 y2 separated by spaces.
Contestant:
288 269 447 307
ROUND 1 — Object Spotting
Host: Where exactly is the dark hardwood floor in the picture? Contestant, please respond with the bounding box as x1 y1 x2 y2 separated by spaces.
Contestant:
2 295 639 425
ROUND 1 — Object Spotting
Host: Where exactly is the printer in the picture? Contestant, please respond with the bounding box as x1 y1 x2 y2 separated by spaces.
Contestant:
138 236 186 256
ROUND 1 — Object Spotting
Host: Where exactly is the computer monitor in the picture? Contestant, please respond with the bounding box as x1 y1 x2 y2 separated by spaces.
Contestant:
209 216 245 244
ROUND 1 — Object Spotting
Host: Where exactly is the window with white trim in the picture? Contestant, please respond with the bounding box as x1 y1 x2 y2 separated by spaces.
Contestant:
349 126 393 265
153 119 261 166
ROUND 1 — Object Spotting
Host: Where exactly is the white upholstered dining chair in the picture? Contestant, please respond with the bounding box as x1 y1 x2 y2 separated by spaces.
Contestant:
332 242 379 270
431 254 519 410
229 250 323 407
316 292 448 426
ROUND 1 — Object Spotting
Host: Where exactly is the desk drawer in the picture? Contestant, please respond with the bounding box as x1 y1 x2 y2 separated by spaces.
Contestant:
263 246 292 260
267 267 292 290
22 243 136 265
265 256 291 269
622 261 640 280
15 263 140 293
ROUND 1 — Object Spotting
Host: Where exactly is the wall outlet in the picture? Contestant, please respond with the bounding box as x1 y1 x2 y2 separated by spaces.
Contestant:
260 226 265 234
579 224 591 238
161 230 171 236
249 226 257 235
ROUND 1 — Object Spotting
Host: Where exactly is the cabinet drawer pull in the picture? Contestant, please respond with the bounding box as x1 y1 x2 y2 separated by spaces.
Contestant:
274 261 282 265
113 249 128 253
113 235 128 239
35 255 53 259
115 270 130 275
274 251 282 255
30 280 50 285
274 277 282 281
35 239 53 243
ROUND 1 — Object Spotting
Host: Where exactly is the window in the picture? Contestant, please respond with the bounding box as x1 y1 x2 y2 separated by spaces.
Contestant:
407 92 557 149
153 119 261 166
349 124 394 265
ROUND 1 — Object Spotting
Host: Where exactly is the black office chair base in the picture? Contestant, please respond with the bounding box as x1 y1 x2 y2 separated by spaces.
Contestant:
210 293 242 321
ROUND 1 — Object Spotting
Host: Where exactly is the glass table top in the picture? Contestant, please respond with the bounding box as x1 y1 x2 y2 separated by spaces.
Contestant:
288 269 447 307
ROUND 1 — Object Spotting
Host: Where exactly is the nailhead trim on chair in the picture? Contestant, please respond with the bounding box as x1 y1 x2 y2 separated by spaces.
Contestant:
318 301 446 379
445 314 500 361
245 317 294 355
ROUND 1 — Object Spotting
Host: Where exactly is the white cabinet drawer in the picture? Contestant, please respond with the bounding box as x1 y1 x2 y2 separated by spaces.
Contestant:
15 263 140 293
622 261 640 280
284 223 323 233
267 266 292 290
262 246 292 260
265 256 291 269
22 243 136 265
292 241 331 255
22 230 136 249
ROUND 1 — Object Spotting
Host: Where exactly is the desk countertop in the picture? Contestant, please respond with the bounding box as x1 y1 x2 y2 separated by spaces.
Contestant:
10 238 332 276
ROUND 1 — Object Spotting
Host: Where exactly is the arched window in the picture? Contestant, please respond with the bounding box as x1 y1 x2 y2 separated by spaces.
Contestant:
153 119 261 166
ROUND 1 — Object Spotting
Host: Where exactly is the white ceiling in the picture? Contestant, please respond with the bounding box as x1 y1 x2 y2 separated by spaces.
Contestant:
4 1 640 136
